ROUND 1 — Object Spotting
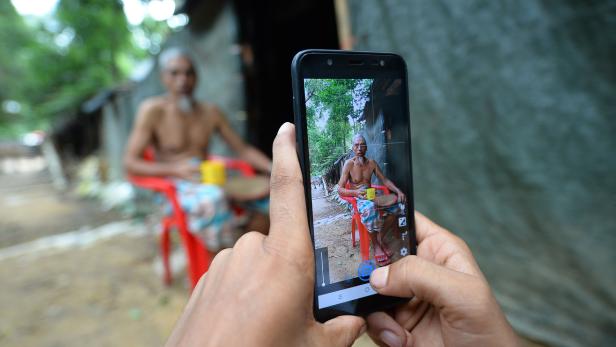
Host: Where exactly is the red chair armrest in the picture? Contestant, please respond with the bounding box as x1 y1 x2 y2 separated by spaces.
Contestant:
208 155 256 177
340 195 359 213
128 175 186 221
128 175 175 193
372 185 390 195
344 182 390 195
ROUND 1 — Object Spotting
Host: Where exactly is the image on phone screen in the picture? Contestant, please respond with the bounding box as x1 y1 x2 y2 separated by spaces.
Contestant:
303 77 414 310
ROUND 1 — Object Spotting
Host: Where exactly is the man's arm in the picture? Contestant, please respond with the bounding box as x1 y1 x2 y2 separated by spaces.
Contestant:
123 101 196 179
213 107 272 173
373 161 406 203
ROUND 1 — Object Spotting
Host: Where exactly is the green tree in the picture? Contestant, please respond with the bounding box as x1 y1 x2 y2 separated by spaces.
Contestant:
0 1 38 136
0 0 168 139
304 78 371 175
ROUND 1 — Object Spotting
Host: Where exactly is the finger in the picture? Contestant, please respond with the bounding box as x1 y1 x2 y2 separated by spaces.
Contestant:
370 255 479 309
413 211 480 274
321 315 366 347
394 298 430 332
414 210 448 243
366 312 409 347
267 123 311 255
166 249 232 345
203 248 232 278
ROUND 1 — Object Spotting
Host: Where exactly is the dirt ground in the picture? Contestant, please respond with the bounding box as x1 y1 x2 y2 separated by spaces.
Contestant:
0 227 377 347
0 170 186 347
0 171 121 248
312 184 359 283
0 232 188 347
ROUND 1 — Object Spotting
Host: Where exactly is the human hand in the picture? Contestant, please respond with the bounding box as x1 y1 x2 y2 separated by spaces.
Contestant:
366 212 520 347
172 160 200 181
396 191 406 204
165 123 366 347
356 187 367 199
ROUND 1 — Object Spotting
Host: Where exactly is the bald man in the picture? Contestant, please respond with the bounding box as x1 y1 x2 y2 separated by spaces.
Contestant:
124 47 271 252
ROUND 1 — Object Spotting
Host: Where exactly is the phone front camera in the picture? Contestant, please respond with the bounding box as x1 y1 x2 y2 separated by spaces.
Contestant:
327 59 333 66
379 60 385 67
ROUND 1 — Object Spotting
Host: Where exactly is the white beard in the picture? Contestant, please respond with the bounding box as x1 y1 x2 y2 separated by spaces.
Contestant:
178 95 195 113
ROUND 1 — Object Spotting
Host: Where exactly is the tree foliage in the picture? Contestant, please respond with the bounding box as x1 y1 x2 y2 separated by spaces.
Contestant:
304 78 372 175
0 0 167 139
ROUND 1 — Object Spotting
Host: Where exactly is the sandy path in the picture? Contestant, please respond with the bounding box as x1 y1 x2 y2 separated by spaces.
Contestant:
311 184 363 283
0 171 121 248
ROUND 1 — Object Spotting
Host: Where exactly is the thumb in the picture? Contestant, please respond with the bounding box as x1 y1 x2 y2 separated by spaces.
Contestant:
370 255 478 309
321 315 366 347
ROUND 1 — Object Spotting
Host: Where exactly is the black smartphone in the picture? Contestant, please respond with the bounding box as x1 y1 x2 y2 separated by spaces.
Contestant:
291 50 417 322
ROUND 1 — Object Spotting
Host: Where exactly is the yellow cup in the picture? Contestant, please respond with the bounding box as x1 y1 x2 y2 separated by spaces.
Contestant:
366 187 376 200
200 160 226 185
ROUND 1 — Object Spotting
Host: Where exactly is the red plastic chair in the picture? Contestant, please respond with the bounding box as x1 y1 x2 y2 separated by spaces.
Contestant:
128 148 255 290
339 183 390 261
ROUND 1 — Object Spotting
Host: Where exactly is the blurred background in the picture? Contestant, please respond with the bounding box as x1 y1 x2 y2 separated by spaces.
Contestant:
0 1 614 346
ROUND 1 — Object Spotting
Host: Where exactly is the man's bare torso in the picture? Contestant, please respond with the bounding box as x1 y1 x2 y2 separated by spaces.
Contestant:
146 96 218 163
346 157 376 189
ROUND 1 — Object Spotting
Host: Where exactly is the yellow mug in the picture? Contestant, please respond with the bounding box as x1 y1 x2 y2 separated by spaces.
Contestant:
366 187 376 200
200 160 226 185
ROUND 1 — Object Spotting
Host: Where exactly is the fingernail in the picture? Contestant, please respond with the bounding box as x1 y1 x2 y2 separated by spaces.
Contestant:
370 266 389 289
277 122 291 134
379 330 403 347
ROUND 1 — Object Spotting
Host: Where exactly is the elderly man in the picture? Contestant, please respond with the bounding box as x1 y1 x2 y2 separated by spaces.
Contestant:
338 134 406 265
124 47 271 252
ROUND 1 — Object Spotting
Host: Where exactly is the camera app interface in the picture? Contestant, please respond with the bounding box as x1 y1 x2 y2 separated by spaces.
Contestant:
305 78 413 309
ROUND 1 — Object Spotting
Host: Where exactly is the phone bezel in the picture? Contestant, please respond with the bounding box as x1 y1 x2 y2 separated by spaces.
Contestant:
291 49 417 322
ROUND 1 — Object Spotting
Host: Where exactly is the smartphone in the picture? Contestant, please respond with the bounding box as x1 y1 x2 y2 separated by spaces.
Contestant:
291 50 417 322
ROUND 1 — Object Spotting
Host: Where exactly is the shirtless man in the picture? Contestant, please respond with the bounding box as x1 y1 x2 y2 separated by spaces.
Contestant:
124 47 272 251
338 134 406 265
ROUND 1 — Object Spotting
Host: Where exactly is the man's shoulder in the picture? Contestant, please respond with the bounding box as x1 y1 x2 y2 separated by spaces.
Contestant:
137 97 166 116
198 101 222 115
140 96 166 111
137 97 166 122
197 101 226 124
343 158 354 167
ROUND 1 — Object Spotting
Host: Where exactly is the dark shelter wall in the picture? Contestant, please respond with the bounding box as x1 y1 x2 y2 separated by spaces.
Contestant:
233 0 340 156
349 1 616 346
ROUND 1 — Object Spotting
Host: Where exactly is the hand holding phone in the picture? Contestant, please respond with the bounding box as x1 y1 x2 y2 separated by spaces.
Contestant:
366 212 520 347
165 123 366 346
292 50 417 321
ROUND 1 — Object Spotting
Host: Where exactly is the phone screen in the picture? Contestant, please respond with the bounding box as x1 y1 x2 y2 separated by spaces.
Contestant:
302 76 415 312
